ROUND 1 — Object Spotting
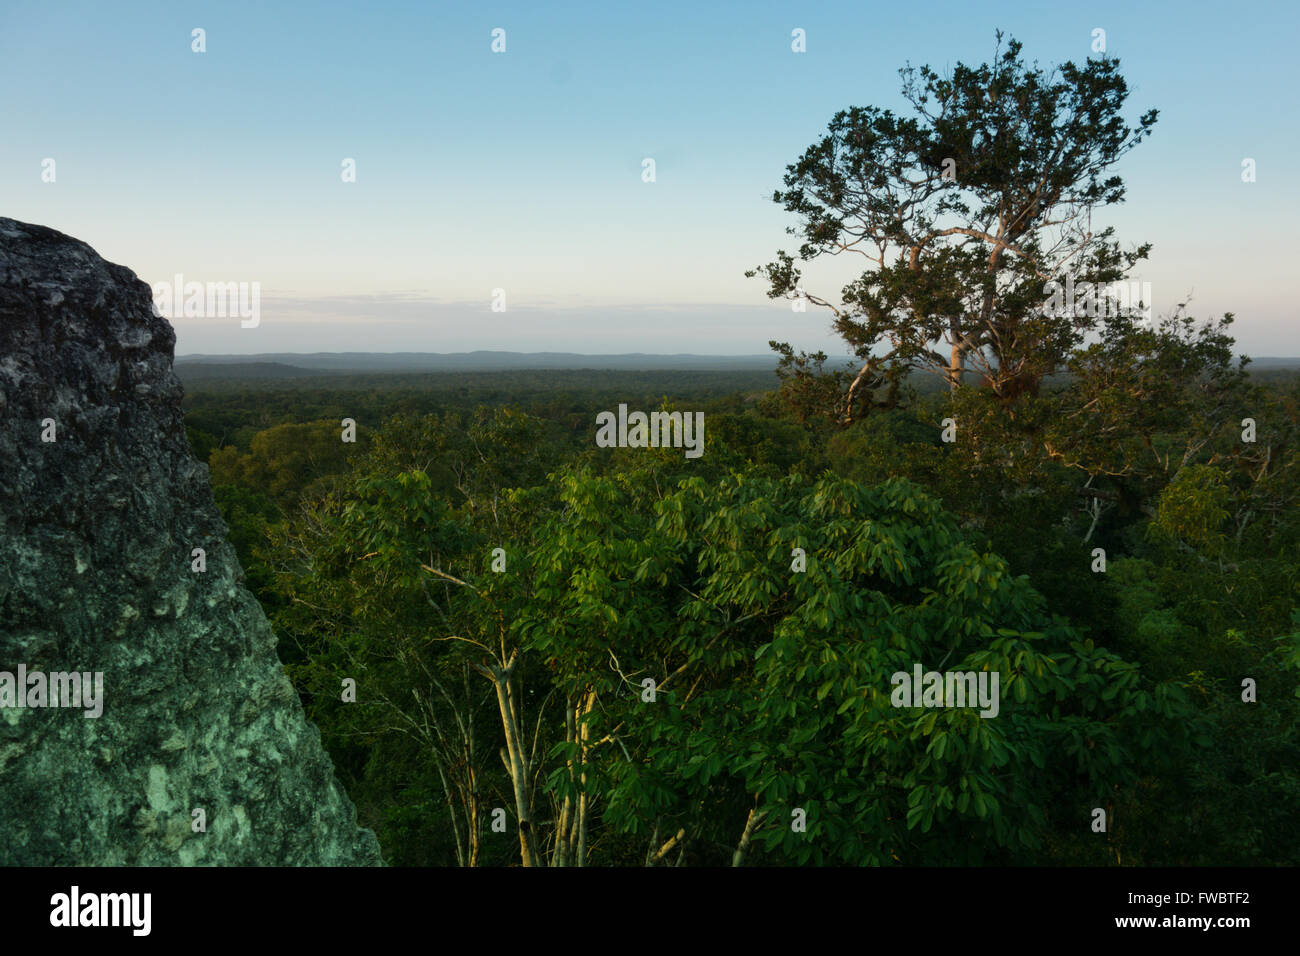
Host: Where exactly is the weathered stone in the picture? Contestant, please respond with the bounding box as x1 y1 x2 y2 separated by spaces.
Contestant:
0 218 382 865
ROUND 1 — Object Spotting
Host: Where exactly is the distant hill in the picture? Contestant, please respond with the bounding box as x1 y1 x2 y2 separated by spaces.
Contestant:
174 351 779 372
1245 357 1300 368
174 351 1300 373
175 361 328 381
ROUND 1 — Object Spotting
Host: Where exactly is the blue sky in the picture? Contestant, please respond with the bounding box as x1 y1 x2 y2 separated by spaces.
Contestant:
2 0 1297 356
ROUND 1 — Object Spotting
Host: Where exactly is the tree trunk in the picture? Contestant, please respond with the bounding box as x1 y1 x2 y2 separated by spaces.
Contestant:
732 806 767 867
574 688 595 867
491 662 538 867
552 696 575 866
948 320 966 389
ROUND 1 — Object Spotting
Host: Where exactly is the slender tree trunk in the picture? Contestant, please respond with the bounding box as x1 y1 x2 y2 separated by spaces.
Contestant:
466 663 481 867
466 759 480 867
574 688 596 867
949 343 965 389
436 763 465 867
650 828 686 865
843 359 880 425
554 689 595 866
490 661 538 867
553 696 576 867
732 807 767 867
645 820 661 867
948 318 967 390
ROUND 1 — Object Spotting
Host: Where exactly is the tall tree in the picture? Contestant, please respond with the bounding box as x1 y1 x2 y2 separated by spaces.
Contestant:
750 33 1157 422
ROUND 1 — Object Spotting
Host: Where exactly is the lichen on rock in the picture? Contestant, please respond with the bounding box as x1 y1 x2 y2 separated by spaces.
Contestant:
0 218 382 865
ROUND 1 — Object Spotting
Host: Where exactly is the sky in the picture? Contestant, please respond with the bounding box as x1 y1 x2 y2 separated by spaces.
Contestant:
2 0 1297 357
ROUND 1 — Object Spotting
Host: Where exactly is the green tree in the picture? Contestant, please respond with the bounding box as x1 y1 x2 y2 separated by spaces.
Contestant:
750 33 1156 420
512 468 1202 865
209 419 368 508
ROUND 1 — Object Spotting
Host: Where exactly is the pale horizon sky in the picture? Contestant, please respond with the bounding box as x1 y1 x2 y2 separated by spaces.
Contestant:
3 0 1297 357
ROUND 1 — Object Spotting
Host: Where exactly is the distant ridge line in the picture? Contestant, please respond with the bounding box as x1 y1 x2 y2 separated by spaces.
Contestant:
174 351 780 371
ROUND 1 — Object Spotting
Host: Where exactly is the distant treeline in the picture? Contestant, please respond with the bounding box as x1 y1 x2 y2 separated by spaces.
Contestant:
181 367 783 453
181 363 1299 455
